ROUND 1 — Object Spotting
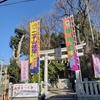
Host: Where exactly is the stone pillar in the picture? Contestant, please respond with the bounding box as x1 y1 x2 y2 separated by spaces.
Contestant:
75 70 81 95
8 82 12 100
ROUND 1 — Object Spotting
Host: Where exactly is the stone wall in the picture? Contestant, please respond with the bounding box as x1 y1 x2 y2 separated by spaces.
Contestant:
58 79 72 89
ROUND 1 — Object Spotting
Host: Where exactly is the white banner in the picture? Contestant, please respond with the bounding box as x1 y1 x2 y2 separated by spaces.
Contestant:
13 83 38 97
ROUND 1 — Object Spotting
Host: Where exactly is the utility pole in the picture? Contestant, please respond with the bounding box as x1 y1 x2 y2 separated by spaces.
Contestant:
3 66 8 100
86 0 94 44
0 58 4 82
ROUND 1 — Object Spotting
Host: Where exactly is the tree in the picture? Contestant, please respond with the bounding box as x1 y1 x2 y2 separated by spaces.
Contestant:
9 28 27 62
48 60 65 85
8 58 20 83
50 32 64 48
40 33 51 50
50 0 100 80
9 0 100 81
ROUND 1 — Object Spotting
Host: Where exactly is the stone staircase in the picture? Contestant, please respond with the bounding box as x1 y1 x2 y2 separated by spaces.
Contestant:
46 94 77 100
46 89 77 100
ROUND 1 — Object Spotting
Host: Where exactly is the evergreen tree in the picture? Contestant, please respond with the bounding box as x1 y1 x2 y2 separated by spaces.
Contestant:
8 58 20 83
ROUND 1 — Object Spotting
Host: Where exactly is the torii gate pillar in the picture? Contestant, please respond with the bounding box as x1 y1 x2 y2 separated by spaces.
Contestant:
44 53 48 94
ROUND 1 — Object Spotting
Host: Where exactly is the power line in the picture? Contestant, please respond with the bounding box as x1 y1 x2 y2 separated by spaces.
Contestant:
0 0 35 7
0 0 7 4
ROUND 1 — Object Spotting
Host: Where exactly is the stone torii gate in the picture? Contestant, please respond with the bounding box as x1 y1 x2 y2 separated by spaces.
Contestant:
40 43 86 94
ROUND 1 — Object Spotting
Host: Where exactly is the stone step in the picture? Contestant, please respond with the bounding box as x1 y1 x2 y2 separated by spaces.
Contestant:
46 94 76 100
49 94 76 98
47 98 75 100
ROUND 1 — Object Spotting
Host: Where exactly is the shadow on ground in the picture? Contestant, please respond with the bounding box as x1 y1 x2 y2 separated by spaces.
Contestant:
46 94 77 100
46 89 77 100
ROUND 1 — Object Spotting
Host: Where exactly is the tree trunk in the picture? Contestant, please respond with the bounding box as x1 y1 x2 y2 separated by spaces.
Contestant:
12 34 25 64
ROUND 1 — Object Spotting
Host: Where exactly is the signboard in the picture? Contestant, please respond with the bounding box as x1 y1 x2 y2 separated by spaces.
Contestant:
92 54 100 78
62 16 78 71
13 83 38 97
21 60 28 82
29 21 40 74
55 47 62 58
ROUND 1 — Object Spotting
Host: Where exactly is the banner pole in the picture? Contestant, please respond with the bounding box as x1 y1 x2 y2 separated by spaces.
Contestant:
38 20 40 84
72 15 82 82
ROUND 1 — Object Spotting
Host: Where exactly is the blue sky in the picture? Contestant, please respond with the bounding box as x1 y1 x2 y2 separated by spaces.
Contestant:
0 0 55 64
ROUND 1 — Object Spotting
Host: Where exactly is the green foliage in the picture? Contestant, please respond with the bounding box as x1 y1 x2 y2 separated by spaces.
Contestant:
14 28 26 37
94 37 100 54
10 28 26 48
29 74 39 83
50 32 64 48
48 60 66 85
8 58 20 83
9 28 27 57
9 36 19 49
50 33 58 48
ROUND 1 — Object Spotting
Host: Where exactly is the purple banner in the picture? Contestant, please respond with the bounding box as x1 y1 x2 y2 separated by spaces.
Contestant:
30 57 39 74
92 54 100 78
70 52 78 71
21 60 28 82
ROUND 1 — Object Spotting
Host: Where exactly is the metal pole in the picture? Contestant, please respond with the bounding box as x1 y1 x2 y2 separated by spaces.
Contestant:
38 20 40 84
72 15 82 82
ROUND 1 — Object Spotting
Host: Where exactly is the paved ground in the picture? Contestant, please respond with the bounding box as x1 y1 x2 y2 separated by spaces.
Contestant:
45 88 76 99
